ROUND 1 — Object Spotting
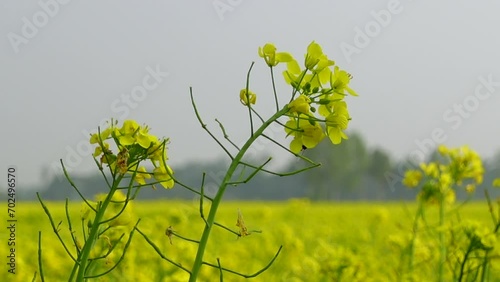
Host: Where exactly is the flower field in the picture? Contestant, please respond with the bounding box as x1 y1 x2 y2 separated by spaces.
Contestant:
5 200 500 281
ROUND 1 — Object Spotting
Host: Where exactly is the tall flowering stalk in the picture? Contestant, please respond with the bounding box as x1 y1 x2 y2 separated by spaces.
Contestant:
37 119 175 281
403 145 485 281
187 41 357 280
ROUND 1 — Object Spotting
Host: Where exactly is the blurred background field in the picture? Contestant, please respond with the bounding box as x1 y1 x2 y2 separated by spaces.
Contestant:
4 200 499 281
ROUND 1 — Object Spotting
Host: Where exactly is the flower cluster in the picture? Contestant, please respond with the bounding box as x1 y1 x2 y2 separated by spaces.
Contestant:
402 145 484 204
257 41 357 153
462 220 497 251
90 120 174 189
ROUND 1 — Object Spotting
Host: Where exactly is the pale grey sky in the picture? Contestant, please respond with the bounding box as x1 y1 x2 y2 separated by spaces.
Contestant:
2 0 500 188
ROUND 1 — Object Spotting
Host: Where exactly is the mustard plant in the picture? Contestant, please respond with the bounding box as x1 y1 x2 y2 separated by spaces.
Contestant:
403 145 492 281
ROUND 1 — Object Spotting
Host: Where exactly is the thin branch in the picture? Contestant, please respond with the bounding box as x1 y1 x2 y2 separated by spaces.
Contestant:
171 231 200 244
190 87 233 160
214 222 240 237
215 118 240 151
270 66 279 112
92 233 125 261
31 272 37 282
273 119 295 132
60 160 97 213
261 133 318 164
65 199 80 256
202 246 283 278
217 258 224 282
93 158 113 190
135 227 191 273
239 160 320 177
36 193 77 262
244 62 255 136
235 164 247 184
174 179 214 202
227 158 272 185
85 220 141 279
200 173 208 225
288 69 308 101
99 191 133 226
250 107 265 124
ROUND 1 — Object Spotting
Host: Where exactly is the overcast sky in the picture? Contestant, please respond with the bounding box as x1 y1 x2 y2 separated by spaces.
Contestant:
2 1 500 188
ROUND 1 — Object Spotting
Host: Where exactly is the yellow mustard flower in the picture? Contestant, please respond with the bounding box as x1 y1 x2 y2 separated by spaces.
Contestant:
317 93 346 117
420 162 439 178
330 66 358 96
90 127 112 144
148 141 167 163
282 60 304 87
258 43 294 67
324 102 350 144
437 144 449 156
439 172 452 190
325 118 348 145
120 119 139 135
239 89 257 106
493 178 500 187
304 41 334 73
285 118 325 154
136 127 158 149
133 166 151 185
116 120 140 145
93 142 110 157
288 95 311 115
402 170 423 188
465 184 475 193
154 165 174 189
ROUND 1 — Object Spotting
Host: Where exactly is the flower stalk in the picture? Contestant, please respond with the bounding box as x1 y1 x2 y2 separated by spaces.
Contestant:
188 106 289 281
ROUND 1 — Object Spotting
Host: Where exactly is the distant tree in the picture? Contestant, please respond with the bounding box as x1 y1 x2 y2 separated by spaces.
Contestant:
364 148 393 199
302 132 370 200
366 148 392 183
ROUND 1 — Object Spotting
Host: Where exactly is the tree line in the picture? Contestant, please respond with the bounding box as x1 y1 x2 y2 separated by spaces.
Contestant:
17 132 500 201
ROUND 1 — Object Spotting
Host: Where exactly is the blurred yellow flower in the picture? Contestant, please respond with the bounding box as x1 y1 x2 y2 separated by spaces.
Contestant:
493 178 500 187
154 165 175 189
133 166 151 185
402 170 422 188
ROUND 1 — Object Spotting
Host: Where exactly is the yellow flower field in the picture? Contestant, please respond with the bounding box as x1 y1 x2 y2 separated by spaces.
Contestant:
4 200 500 281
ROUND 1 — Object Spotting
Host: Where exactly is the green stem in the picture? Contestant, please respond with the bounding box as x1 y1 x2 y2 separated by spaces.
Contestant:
72 175 124 282
438 198 446 282
480 253 489 282
270 66 279 112
38 231 45 282
457 241 474 282
408 202 423 275
188 106 289 281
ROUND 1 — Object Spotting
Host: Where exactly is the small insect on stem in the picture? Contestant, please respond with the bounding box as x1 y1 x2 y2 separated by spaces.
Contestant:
165 226 174 244
236 209 250 237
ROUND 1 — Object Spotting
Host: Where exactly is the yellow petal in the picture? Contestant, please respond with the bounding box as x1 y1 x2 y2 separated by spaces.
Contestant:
290 138 303 154
275 52 293 63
